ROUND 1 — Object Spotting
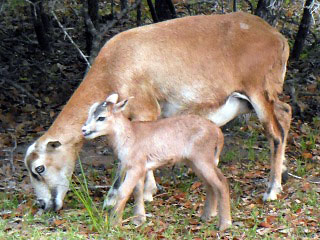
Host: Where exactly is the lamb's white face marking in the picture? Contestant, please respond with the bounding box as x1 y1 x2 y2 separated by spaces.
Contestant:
82 94 129 141
207 93 251 126
82 101 110 140
82 102 107 139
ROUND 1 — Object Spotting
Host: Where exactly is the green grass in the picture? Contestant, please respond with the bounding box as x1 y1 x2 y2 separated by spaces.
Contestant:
69 159 106 234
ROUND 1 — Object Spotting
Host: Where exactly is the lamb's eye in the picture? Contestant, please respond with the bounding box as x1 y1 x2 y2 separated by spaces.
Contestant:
97 117 106 121
35 165 45 175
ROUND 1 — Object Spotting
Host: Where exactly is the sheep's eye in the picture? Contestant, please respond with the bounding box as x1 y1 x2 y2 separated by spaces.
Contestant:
97 117 106 121
35 165 45 175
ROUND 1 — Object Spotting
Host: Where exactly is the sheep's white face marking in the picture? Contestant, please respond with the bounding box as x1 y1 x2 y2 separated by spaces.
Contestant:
24 140 75 211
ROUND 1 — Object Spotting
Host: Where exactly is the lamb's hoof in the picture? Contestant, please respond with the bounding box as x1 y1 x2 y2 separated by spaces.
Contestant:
143 192 154 202
132 215 146 226
201 211 217 222
219 220 232 231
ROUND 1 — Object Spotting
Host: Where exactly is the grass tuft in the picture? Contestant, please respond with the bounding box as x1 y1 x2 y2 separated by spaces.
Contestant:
69 158 107 233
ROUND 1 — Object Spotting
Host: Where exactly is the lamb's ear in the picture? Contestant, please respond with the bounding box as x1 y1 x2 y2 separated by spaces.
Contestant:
105 93 119 104
113 99 129 113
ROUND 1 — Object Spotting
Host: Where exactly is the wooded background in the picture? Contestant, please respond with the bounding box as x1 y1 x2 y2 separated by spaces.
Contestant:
0 0 319 123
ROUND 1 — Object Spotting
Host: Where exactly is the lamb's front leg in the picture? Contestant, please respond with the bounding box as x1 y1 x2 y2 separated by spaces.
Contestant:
104 164 123 208
108 169 144 226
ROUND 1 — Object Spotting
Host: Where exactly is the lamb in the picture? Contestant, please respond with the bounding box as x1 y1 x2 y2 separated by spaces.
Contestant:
82 93 232 231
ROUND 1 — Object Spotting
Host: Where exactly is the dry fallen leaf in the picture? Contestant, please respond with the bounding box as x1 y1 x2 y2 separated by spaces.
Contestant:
174 192 186 200
302 152 312 159
266 216 277 224
53 219 66 226
259 221 272 228
190 181 202 190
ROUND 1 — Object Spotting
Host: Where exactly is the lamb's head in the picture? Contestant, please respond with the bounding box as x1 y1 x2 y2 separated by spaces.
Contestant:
82 93 129 140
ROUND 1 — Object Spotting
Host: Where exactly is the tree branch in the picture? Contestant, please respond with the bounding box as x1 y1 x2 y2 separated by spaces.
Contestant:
51 10 91 68
81 0 100 64
100 0 143 37
288 172 320 184
85 0 143 61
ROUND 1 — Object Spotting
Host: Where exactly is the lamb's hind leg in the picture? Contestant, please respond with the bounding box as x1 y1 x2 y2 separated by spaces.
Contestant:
200 130 224 221
143 171 157 202
132 177 146 225
190 159 231 231
204 166 231 231
201 182 218 221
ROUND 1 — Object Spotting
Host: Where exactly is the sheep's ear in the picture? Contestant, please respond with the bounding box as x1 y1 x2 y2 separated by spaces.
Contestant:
46 141 61 152
105 93 119 104
113 99 129 113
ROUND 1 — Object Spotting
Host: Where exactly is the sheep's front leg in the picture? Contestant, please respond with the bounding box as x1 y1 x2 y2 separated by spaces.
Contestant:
108 169 144 226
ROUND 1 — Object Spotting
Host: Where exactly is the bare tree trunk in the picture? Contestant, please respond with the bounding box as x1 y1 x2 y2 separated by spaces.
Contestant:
136 0 142 26
147 0 159 23
111 0 115 19
30 0 50 51
155 0 176 21
233 0 237 12
121 0 129 10
165 0 177 18
291 0 313 60
84 0 99 55
221 0 224 13
255 0 284 26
